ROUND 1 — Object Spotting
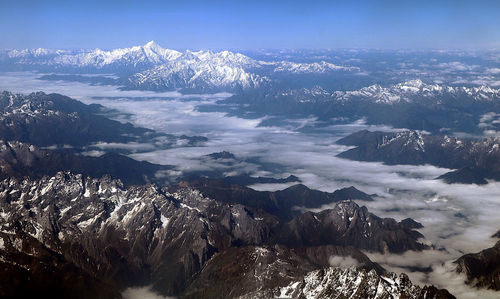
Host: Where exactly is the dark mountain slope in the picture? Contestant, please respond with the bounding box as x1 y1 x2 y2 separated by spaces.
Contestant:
182 178 374 220
0 91 205 148
455 240 500 290
337 130 500 184
0 140 169 185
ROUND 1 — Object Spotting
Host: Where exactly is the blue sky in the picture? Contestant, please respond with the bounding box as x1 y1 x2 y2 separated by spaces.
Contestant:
1 0 500 50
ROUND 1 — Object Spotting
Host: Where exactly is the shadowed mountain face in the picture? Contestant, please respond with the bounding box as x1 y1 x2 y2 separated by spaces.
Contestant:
181 245 384 299
337 130 500 184
0 91 150 147
0 91 206 149
277 200 426 253
181 178 374 220
0 172 430 298
456 240 500 290
0 140 170 186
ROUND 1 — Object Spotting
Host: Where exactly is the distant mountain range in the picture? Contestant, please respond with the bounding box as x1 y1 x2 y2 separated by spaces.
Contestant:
264 79 500 104
332 79 500 104
221 79 500 134
4 43 500 135
1 41 359 92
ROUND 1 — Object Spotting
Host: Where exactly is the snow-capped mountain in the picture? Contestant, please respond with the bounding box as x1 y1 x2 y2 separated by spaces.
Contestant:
242 266 454 299
3 41 181 69
127 49 267 91
1 42 363 91
6 48 66 58
126 50 361 91
221 79 500 134
51 40 182 68
274 80 500 104
333 79 500 104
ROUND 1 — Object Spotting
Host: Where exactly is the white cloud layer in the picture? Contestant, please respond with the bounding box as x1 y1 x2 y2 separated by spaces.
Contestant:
329 255 360 268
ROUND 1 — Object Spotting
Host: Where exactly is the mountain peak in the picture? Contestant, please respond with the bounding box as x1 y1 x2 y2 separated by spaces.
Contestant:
144 40 160 48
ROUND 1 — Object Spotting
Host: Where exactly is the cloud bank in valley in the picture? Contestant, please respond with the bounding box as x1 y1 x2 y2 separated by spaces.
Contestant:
329 255 360 268
1 72 500 298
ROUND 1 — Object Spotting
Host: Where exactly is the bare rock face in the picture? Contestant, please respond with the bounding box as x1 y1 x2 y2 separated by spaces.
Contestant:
455 240 500 290
240 267 455 299
0 172 281 296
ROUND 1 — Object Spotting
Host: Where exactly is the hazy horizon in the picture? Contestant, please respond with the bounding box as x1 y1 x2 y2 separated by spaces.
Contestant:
4 40 500 52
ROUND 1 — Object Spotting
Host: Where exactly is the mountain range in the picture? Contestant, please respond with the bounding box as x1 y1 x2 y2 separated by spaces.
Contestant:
1 41 359 92
0 172 442 298
337 129 500 184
